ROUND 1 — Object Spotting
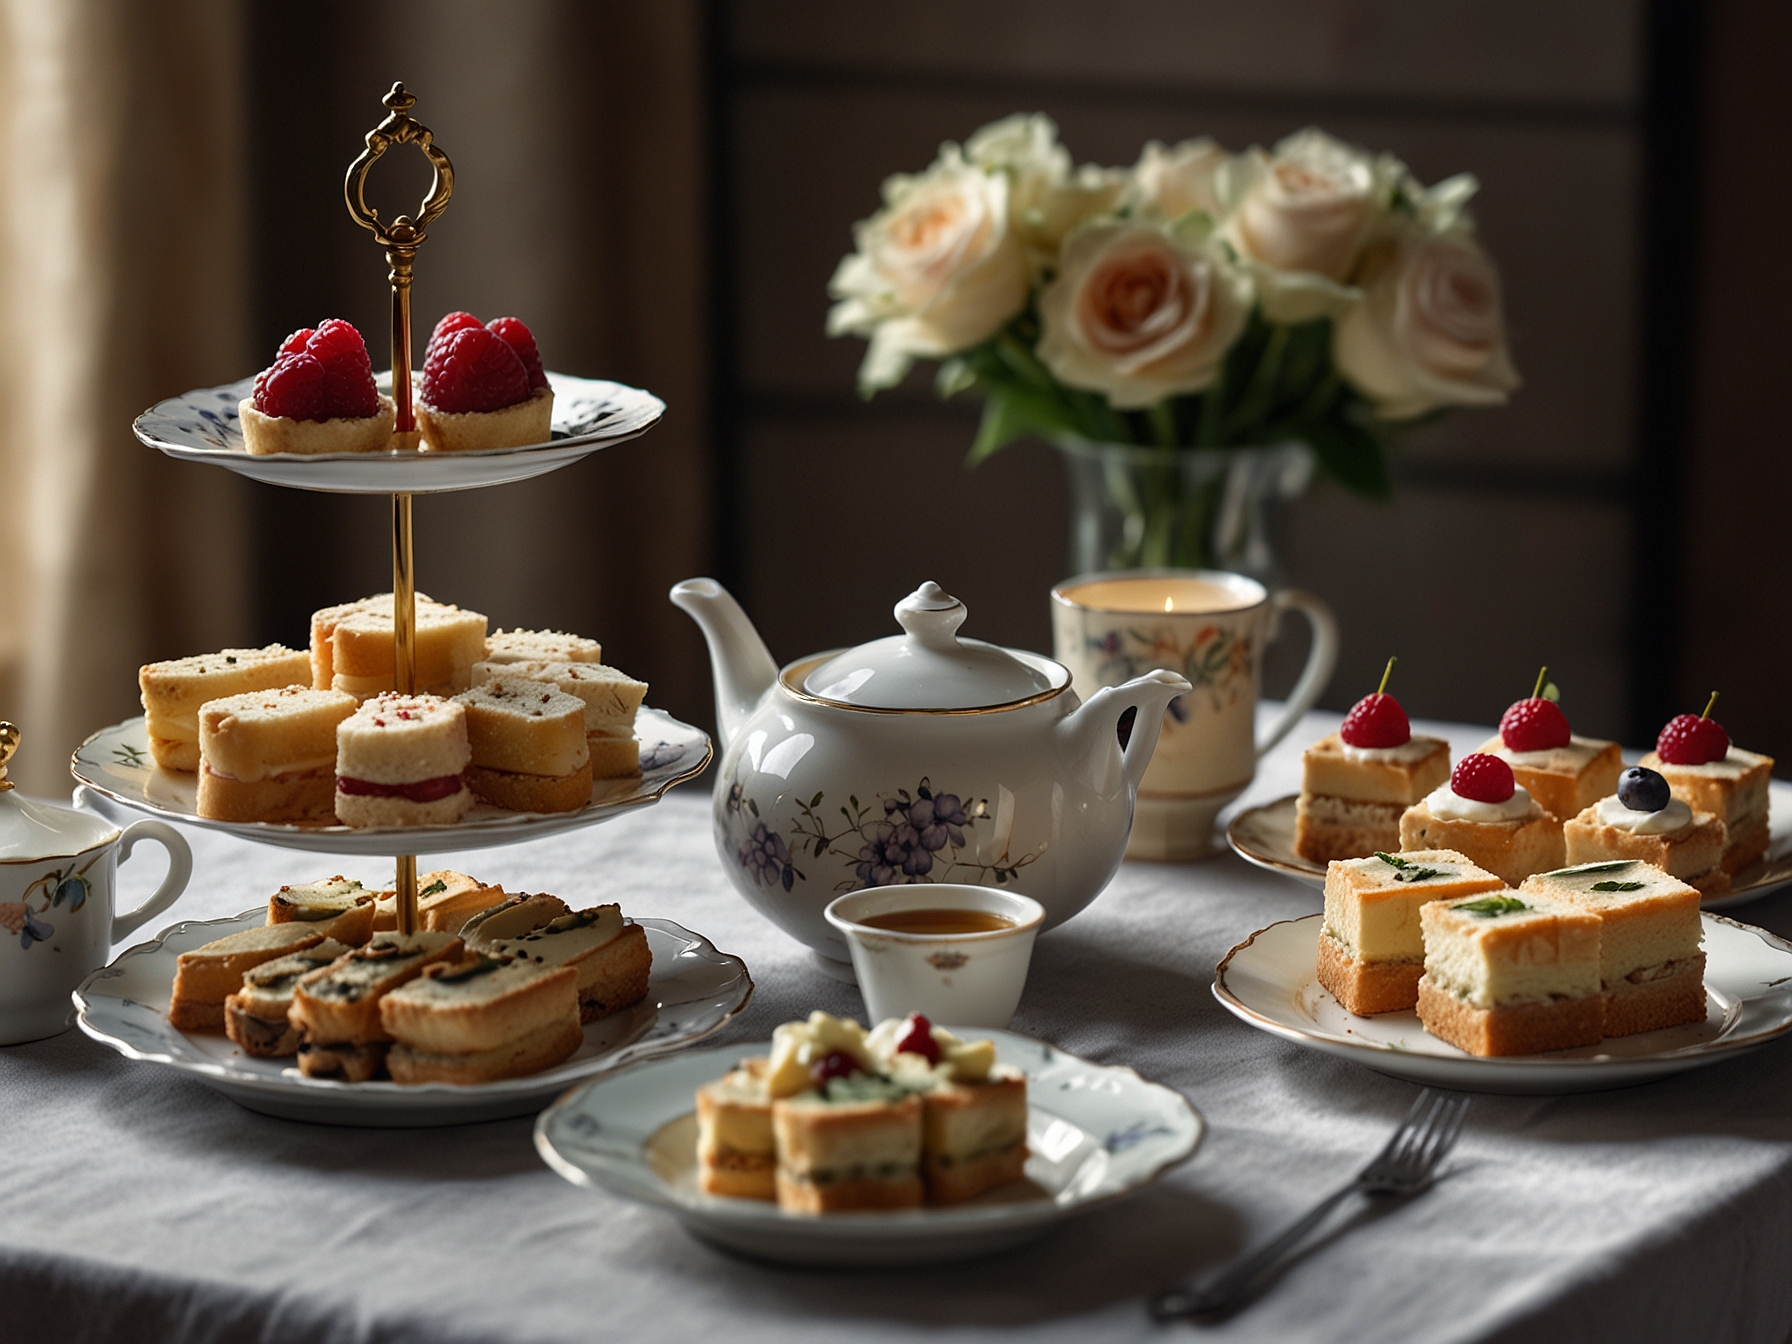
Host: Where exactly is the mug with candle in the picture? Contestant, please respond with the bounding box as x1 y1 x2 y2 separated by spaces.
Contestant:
1051 569 1338 860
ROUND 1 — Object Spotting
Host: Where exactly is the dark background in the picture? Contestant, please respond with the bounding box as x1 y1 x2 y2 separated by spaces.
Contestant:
235 0 1789 762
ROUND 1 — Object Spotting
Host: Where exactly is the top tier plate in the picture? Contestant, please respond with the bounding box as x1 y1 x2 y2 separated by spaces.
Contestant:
133 371 663 495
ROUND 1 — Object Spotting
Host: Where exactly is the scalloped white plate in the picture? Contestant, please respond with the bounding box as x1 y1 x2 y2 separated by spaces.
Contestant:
75 909 752 1126
1227 787 1792 911
71 708 710 857
535 1032 1204 1266
132 370 663 494
1214 911 1792 1094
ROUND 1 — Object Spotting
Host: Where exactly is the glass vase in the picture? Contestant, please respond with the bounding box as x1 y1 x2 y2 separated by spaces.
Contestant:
1054 439 1315 583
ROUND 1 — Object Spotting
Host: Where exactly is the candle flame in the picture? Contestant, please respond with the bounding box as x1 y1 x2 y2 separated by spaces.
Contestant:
1163 596 1174 612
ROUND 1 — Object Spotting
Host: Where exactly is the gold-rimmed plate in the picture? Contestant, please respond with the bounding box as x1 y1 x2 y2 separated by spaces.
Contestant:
1226 788 1792 909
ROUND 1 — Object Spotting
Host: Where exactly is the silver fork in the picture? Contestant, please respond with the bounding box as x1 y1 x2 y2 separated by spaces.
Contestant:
1150 1089 1470 1321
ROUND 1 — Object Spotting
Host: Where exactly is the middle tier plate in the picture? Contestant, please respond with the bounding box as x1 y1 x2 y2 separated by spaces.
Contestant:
71 708 711 855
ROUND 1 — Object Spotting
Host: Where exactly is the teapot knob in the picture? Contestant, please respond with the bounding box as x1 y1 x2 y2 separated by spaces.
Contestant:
894 582 967 651
0 722 19 792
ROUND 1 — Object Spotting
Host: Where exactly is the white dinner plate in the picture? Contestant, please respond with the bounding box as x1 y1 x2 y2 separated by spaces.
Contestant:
1227 786 1792 910
132 371 663 495
535 1033 1204 1266
1214 912 1792 1095
75 909 753 1126
71 709 710 856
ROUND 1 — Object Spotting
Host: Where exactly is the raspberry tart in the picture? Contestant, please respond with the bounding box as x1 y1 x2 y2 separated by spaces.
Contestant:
415 311 554 453
1561 764 1730 895
1294 658 1449 863
238 320 396 456
1476 668 1622 822
1637 694 1774 875
1398 751 1565 885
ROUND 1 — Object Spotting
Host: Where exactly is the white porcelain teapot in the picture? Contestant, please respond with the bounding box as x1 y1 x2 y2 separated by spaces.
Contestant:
671 579 1190 973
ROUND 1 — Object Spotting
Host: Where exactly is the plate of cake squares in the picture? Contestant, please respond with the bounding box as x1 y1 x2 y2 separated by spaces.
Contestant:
1216 667 1792 1092
535 1011 1203 1266
71 592 711 854
74 871 753 1125
1229 665 1790 909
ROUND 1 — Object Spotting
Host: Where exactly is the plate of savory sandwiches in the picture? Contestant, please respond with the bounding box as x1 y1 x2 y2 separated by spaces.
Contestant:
1215 853 1792 1095
74 875 753 1126
71 606 710 855
134 370 665 495
535 1011 1204 1267
1228 676 1789 910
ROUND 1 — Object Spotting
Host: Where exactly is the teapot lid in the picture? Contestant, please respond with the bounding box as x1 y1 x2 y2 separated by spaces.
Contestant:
0 724 118 859
802 583 1065 711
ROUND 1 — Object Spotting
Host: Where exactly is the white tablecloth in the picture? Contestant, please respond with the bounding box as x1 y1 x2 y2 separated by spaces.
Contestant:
5 709 1792 1344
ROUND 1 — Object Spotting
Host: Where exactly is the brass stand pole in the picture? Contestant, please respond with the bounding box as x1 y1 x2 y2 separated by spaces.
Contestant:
345 82 454 939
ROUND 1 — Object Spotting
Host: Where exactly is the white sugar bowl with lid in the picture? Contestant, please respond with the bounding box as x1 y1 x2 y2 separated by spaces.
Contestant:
0 725 192 1044
672 579 1190 975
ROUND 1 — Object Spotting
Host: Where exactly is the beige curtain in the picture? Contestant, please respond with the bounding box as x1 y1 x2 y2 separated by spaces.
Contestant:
0 0 252 795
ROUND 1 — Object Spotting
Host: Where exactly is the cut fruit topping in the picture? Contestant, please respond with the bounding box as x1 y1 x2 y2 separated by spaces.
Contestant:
335 773 468 803
252 319 379 421
1617 766 1671 812
421 325 532 414
487 316 548 390
1452 753 1516 805
894 1012 940 1062
1656 693 1729 765
809 1049 862 1089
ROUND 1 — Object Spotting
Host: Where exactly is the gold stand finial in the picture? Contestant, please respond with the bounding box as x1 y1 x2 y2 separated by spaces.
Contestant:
345 83 454 936
0 722 18 792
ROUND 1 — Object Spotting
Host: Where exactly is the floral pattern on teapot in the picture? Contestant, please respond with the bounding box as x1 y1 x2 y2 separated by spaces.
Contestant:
0 853 98 950
727 775 1041 894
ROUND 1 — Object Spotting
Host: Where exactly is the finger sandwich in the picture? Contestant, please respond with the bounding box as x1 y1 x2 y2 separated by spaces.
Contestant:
379 953 583 1085
473 660 646 778
168 922 329 1031
223 939 350 1057
196 685 358 823
310 592 487 700
696 1057 776 1199
139 645 312 772
334 693 473 828
483 628 602 666
266 876 378 945
462 896 650 1022
288 931 463 1080
453 677 592 813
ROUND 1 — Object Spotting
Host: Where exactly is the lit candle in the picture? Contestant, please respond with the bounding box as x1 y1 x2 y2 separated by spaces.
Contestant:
1055 573 1260 616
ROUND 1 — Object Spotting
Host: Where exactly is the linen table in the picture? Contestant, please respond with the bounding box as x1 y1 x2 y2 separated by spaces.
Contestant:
5 709 1792 1344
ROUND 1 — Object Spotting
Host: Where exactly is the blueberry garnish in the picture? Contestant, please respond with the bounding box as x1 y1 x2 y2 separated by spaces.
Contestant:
1617 766 1671 813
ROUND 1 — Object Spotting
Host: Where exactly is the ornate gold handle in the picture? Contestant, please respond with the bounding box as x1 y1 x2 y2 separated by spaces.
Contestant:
0 721 20 792
343 81 454 253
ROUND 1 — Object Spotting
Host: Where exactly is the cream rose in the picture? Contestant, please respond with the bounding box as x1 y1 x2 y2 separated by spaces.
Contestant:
1333 226 1520 419
1127 137 1230 221
827 147 1031 391
1036 221 1252 409
967 113 1123 270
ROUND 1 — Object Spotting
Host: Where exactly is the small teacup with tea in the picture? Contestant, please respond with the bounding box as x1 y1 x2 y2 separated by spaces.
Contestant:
824 884 1043 1029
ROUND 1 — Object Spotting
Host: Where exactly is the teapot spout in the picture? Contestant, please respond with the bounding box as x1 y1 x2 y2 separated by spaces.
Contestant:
669 578 778 753
1058 669 1192 793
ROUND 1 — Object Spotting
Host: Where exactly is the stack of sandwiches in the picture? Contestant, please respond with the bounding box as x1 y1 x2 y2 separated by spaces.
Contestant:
695 1011 1029 1213
165 872 654 1085
137 592 651 828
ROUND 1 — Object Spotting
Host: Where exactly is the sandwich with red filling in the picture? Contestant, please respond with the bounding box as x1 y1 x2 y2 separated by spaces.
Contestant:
334 692 473 827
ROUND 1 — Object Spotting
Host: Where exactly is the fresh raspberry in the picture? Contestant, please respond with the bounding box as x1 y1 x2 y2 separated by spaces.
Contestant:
1452 753 1516 804
304 319 379 419
894 1012 940 1062
809 1049 862 1090
1339 693 1410 749
252 352 328 420
421 326 531 413
1500 697 1571 752
276 327 314 358
426 311 483 359
1656 713 1730 765
486 316 548 390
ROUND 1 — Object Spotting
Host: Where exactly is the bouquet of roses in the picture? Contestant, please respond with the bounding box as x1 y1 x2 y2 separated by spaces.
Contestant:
826 115 1519 499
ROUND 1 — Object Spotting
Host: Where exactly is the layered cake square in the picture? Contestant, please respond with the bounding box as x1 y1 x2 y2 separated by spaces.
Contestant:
1316 849 1507 1015
1398 754 1565 887
1519 861 1706 1036
1416 891 1604 1056
1563 792 1729 897
1477 733 1623 824
1638 745 1774 876
1295 734 1451 864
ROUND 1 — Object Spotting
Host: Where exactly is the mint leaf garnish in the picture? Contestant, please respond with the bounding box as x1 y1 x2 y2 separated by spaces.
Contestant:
1541 860 1636 878
1453 895 1530 918
1590 880 1646 892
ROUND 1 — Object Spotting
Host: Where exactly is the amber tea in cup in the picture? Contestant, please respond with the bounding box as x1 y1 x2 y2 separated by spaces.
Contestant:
855 908 1016 936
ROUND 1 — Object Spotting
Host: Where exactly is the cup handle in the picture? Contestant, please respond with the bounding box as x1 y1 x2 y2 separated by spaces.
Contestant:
110 820 192 943
1255 589 1339 759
